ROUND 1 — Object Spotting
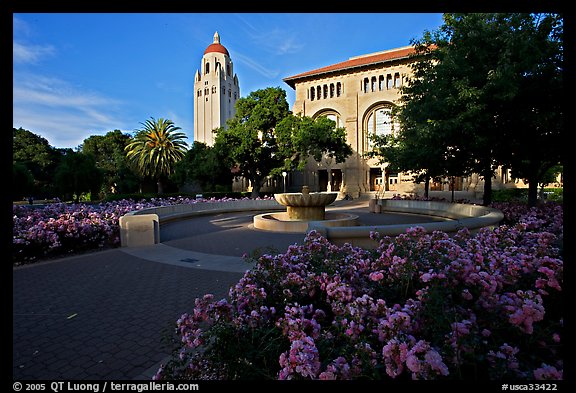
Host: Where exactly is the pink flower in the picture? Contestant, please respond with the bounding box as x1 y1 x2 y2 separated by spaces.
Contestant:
533 364 562 380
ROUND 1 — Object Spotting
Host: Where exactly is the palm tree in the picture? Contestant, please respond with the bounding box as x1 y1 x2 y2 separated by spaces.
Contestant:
125 117 188 194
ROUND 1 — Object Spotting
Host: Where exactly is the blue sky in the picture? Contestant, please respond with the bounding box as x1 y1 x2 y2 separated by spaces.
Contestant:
13 13 445 149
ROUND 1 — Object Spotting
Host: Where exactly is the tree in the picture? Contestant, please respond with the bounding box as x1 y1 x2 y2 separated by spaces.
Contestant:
492 14 563 206
214 87 353 198
375 13 563 206
81 130 140 196
214 87 290 198
366 80 472 201
124 118 188 194
13 162 34 200
12 127 61 197
275 114 352 172
172 141 234 192
53 150 103 203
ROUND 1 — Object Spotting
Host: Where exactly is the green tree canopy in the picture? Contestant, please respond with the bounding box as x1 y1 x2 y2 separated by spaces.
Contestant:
125 117 188 194
214 87 290 198
172 141 234 192
13 127 62 197
81 130 139 195
370 13 563 206
53 150 103 203
215 87 352 198
275 114 352 172
13 162 35 201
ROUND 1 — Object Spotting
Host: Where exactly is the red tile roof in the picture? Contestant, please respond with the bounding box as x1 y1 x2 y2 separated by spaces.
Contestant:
283 46 417 88
204 43 229 56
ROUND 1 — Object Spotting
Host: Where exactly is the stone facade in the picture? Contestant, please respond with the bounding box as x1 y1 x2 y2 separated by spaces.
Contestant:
193 32 240 147
283 46 528 198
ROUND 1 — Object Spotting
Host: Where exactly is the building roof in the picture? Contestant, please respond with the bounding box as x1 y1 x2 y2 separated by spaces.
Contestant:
204 31 229 56
283 45 417 88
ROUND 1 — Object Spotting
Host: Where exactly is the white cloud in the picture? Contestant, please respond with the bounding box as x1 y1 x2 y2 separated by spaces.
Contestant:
234 14 304 56
274 36 304 55
13 42 55 64
13 73 131 148
231 51 280 79
13 16 32 36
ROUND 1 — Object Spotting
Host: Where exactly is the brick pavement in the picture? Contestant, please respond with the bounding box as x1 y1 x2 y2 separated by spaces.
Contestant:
13 250 243 380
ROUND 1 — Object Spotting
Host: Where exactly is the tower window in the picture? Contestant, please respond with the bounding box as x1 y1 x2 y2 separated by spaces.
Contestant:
205 62 210 74
227 64 231 76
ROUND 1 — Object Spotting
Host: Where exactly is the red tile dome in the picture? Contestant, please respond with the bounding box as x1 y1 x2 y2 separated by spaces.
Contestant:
204 31 229 56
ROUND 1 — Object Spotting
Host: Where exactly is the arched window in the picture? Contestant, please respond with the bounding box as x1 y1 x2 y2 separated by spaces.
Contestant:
336 82 342 97
379 75 384 91
371 76 377 92
364 104 398 150
323 85 328 99
330 83 334 98
363 78 369 93
310 87 315 101
315 110 343 128
317 86 321 100
387 74 393 89
205 62 210 74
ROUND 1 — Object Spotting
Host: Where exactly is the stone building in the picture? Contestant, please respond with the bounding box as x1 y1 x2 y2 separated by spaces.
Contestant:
283 45 527 198
193 32 240 147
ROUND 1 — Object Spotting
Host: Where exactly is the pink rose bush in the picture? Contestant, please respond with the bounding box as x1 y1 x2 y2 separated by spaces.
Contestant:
154 202 563 380
12 196 269 265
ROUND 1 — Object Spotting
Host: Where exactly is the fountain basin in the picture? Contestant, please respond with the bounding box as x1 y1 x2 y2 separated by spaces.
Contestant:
274 192 338 220
253 212 359 233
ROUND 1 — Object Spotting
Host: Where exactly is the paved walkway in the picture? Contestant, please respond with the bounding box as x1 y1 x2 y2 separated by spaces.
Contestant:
13 197 444 380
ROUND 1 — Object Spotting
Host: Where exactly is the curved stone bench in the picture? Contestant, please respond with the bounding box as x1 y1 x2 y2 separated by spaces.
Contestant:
119 199 283 247
309 199 504 249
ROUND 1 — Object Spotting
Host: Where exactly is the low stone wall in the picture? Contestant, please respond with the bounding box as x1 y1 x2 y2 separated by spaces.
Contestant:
310 199 503 249
119 199 283 247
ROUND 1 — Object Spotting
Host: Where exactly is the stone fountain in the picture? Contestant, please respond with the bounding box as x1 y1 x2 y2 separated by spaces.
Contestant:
253 185 359 233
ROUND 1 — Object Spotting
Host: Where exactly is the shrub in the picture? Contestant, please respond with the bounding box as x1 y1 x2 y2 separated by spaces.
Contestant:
12 196 274 265
490 189 528 203
155 203 563 381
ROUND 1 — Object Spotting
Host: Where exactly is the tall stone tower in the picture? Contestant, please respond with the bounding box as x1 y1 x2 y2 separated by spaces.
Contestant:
193 32 240 146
